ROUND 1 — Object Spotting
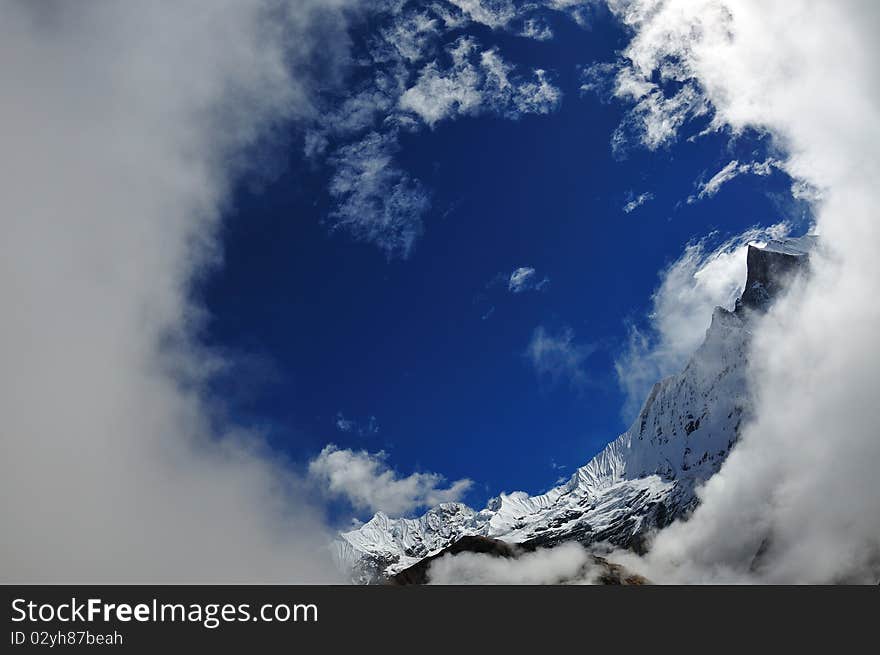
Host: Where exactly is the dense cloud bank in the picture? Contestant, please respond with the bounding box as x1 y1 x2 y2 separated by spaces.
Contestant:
603 0 880 583
0 0 361 583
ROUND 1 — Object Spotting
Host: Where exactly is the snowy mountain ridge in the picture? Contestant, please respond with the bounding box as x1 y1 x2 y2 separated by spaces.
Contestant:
333 238 813 583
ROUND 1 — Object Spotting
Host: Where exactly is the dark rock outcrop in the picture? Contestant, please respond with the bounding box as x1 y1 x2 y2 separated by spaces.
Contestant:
737 243 809 311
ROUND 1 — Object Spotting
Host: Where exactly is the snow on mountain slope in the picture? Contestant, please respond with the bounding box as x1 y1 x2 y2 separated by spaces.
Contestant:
331 503 489 583
334 238 813 583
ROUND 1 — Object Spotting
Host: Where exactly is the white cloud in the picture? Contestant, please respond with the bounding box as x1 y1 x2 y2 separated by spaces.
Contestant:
622 191 654 213
446 0 519 29
611 74 710 156
687 158 780 203
427 542 594 584
335 412 380 436
379 9 441 64
0 0 362 583
510 68 562 116
476 265 549 319
615 224 789 420
399 39 484 127
509 267 535 291
308 4 569 258
444 0 594 32
309 445 472 516
307 84 398 144
335 413 357 433
579 61 620 100
399 37 562 127
327 132 431 259
526 326 596 388
521 17 555 41
603 0 880 583
508 266 550 293
431 2 470 30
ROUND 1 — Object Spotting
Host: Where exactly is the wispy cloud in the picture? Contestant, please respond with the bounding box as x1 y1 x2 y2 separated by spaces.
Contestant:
609 72 709 157
521 17 554 41
327 132 431 259
0 0 361 583
622 191 654 213
687 159 779 204
308 445 472 516
399 37 562 127
615 223 790 420
378 8 441 64
526 326 597 388
550 459 567 484
446 0 519 28
444 0 594 32
475 266 549 319
335 412 380 437
308 3 571 258
508 266 550 293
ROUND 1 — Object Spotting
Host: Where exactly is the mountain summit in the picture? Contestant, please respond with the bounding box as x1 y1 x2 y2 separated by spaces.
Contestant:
334 237 814 583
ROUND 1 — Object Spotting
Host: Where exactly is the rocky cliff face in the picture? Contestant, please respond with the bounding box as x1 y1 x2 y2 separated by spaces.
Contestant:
333 237 813 584
738 236 814 310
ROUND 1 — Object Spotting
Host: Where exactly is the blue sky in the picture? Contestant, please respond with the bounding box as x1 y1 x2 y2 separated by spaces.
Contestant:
197 2 807 519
